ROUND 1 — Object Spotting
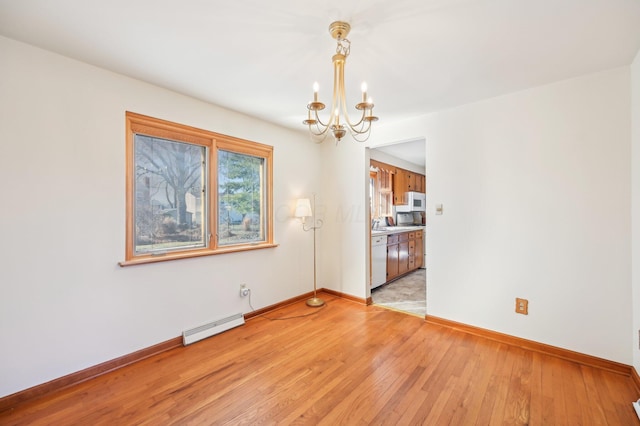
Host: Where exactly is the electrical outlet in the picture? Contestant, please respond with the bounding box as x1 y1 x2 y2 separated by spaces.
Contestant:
239 284 250 297
515 298 528 315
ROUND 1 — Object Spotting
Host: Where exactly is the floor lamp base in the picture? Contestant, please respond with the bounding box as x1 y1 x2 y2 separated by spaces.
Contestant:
306 297 325 307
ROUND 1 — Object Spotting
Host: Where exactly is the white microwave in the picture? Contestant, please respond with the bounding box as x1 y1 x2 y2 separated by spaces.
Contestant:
396 191 426 212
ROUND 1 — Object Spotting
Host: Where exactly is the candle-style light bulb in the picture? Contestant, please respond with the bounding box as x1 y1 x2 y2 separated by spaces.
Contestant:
313 82 319 102
335 108 340 124
361 82 368 102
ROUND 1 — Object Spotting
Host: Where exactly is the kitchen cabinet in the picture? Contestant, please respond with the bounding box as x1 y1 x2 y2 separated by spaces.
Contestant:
393 169 407 205
393 167 426 205
385 230 423 283
414 230 424 269
408 232 416 270
372 159 425 205
386 234 399 281
406 172 416 192
398 232 410 275
414 175 426 193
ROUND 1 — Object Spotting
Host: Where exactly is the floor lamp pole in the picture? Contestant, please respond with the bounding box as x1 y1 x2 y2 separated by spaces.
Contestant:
306 194 324 307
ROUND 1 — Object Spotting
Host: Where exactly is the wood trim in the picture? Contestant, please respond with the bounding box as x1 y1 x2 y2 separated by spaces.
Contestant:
7 295 633 415
0 337 183 413
123 111 275 265
1 290 347 412
119 243 280 267
244 290 367 320
321 288 368 305
426 315 633 376
632 366 640 394
244 290 317 320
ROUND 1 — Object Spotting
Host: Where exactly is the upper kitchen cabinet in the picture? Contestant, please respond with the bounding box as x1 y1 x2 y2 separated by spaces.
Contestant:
393 168 407 204
406 171 416 192
393 167 426 205
414 174 426 193
371 159 425 206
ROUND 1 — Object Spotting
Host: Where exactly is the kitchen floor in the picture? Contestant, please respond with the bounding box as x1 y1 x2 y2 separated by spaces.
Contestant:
371 268 426 317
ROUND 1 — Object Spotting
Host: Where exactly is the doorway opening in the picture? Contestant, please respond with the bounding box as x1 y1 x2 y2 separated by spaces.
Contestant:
368 138 427 317
372 269 425 316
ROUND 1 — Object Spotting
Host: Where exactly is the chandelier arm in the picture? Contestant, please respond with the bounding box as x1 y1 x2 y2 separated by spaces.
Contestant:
312 108 331 129
336 58 371 141
343 104 372 142
308 120 331 137
335 56 368 131
350 130 372 143
341 104 372 138
346 120 373 141
308 55 341 134
341 102 367 130
309 130 331 143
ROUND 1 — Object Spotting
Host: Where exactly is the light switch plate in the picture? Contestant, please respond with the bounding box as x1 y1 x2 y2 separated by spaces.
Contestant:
435 204 443 215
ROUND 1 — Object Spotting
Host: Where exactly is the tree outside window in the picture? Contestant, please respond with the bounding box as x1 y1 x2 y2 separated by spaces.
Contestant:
217 150 265 246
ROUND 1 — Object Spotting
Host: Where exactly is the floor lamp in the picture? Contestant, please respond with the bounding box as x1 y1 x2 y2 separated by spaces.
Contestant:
295 194 324 307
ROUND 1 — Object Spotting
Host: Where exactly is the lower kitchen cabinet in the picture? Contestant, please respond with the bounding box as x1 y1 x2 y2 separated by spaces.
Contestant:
398 232 410 275
415 230 423 269
386 234 399 281
385 230 423 283
408 236 415 271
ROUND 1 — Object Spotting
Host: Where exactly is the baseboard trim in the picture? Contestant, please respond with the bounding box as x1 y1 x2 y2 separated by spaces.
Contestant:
632 367 640 394
321 288 367 305
3 295 637 419
0 336 183 414
244 290 316 320
1 290 339 412
426 315 633 377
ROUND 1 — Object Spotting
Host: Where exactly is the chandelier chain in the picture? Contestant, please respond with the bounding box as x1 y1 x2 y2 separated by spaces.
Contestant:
336 38 350 57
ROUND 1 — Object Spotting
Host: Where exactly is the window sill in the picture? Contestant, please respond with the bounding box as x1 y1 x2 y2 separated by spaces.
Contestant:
119 242 279 267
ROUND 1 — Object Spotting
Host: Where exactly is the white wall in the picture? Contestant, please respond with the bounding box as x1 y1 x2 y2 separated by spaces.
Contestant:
370 68 632 363
318 138 369 300
1 33 635 399
0 36 321 398
632 49 640 372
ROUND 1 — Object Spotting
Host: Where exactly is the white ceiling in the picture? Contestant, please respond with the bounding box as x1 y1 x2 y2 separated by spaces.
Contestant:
2 0 640 166
374 139 427 168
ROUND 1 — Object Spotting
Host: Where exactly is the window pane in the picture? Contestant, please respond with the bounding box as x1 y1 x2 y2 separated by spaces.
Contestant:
134 134 207 254
218 150 265 246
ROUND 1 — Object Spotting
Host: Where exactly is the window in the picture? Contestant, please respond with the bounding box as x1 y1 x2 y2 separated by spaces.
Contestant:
121 112 275 266
370 160 393 219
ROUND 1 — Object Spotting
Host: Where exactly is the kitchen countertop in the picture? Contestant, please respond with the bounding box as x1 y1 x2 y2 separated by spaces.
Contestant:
371 226 425 236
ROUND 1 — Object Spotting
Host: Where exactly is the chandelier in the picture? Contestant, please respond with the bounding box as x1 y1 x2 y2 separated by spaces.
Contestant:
303 21 378 143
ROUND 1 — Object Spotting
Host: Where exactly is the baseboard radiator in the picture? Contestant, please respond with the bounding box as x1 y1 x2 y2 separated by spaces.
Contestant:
182 313 245 346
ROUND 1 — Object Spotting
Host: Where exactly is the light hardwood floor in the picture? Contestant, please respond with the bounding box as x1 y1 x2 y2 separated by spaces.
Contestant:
2 293 639 425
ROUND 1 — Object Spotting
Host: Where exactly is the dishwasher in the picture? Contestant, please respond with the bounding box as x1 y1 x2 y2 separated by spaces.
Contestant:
371 234 388 289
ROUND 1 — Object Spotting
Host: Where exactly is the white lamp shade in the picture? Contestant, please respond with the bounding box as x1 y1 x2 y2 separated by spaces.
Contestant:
295 198 312 218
